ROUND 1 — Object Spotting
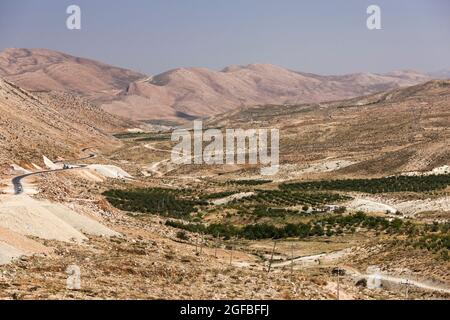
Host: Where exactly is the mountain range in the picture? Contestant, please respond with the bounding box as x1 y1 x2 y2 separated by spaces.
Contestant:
0 48 442 121
208 79 450 176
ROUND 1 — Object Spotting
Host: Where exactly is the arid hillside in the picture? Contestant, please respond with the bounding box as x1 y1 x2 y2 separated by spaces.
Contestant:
0 48 145 104
0 48 434 121
208 80 450 177
0 77 133 168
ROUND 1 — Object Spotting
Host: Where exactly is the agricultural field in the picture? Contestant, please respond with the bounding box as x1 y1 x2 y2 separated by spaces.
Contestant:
281 174 450 194
113 132 172 142
103 183 449 264
102 188 206 219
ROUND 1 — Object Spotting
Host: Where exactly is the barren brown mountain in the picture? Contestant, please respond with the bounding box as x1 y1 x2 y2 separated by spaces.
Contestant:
0 48 145 103
0 48 433 121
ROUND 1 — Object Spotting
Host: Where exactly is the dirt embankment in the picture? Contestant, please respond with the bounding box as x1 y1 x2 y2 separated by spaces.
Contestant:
0 195 119 265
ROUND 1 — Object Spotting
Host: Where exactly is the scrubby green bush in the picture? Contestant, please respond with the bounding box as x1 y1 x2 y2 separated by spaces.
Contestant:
176 231 189 241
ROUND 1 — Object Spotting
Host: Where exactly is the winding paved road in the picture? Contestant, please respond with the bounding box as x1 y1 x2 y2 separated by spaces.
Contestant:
12 166 86 195
12 149 95 195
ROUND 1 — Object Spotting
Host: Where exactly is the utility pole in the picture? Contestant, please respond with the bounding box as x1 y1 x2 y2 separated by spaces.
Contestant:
195 237 198 254
214 233 219 258
229 245 233 266
267 241 277 273
402 271 412 300
290 243 294 276
406 279 409 300
402 279 411 300
401 279 410 300
336 267 341 301
200 233 204 255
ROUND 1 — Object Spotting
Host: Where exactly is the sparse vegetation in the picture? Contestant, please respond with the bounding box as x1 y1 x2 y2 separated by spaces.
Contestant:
410 233 450 256
403 222 450 260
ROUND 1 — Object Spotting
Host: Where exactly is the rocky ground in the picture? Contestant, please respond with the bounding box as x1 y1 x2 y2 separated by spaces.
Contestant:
1 176 447 300
0 220 335 300
0 211 410 300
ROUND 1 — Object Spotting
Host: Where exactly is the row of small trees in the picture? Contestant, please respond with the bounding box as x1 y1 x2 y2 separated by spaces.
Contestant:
241 190 350 206
113 132 170 141
227 179 273 186
103 187 351 219
103 188 206 219
281 174 450 193
165 212 407 240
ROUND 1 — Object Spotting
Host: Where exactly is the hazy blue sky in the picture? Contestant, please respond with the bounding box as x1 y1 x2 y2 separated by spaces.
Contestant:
0 0 449 75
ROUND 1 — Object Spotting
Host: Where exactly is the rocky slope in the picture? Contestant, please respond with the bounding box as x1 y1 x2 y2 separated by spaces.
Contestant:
0 77 132 168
